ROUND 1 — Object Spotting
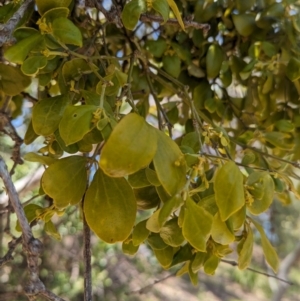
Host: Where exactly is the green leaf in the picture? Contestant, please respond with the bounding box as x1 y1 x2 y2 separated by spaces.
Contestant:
36 0 72 15
42 156 87 208
154 246 174 269
40 7 69 24
147 233 168 250
182 198 213 252
24 152 57 166
264 132 294 150
214 161 245 221
275 120 295 133
153 130 186 196
84 169 137 243
251 218 279 273
246 172 275 215
145 168 161 186
132 220 150 246
146 209 162 233
232 13 256 36
153 0 170 23
167 0 185 31
0 64 31 96
100 113 157 177
52 18 82 47
206 44 223 79
4 33 43 64
191 252 207 273
160 218 185 247
122 239 139 255
128 169 151 188
238 227 253 270
121 0 146 30
44 220 61 240
21 56 48 76
24 120 39 145
158 194 183 226
203 254 220 275
163 55 181 78
32 95 69 136
286 57 300 81
59 105 97 146
211 212 235 245
145 38 167 58
62 59 95 83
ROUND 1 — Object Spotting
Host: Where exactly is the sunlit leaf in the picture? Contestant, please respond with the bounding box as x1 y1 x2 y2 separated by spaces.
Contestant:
100 113 157 177
42 156 87 208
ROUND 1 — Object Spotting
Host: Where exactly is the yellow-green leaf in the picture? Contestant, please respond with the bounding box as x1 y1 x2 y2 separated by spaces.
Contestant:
36 0 72 15
132 219 150 246
24 152 57 166
0 64 31 96
167 0 185 31
203 254 220 275
121 0 146 30
238 227 253 270
153 130 186 196
32 95 68 136
182 198 213 252
251 218 279 273
158 194 183 226
84 169 137 243
246 172 275 215
122 238 139 255
211 212 235 245
206 44 223 79
4 33 43 64
160 218 185 247
146 209 162 233
44 220 61 240
21 56 48 76
154 246 174 268
59 105 97 146
214 161 245 221
42 156 87 208
100 113 157 177
52 18 82 47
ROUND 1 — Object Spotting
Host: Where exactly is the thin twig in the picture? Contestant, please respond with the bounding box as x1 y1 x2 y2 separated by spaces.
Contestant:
221 259 294 285
83 210 92 301
0 236 22 267
126 271 177 295
140 14 210 32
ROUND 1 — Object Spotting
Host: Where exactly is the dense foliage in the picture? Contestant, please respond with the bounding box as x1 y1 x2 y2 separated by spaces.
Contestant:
1 0 300 296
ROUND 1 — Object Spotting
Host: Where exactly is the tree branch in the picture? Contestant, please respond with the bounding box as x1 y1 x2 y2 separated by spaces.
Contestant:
0 236 22 267
0 156 66 301
0 0 34 47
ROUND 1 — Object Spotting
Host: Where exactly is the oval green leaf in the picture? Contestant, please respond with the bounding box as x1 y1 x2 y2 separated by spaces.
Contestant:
182 198 213 252
100 113 157 177
59 105 97 146
32 95 68 136
214 161 245 221
153 130 186 196
84 169 137 243
42 156 87 208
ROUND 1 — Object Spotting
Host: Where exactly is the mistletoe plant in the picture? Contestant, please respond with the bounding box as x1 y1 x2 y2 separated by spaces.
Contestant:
1 0 300 299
